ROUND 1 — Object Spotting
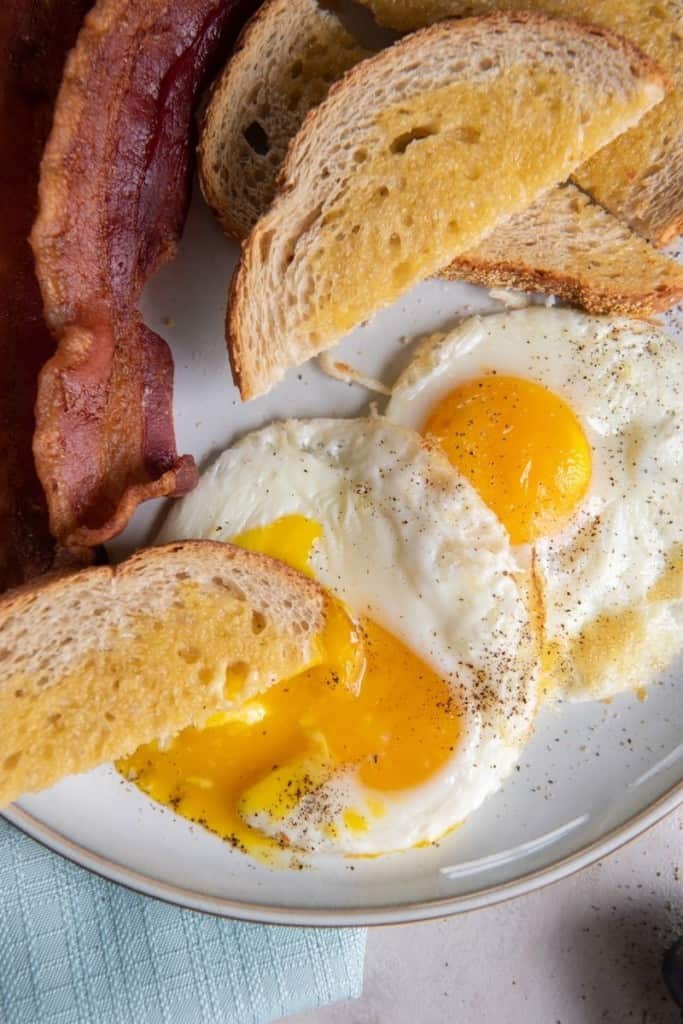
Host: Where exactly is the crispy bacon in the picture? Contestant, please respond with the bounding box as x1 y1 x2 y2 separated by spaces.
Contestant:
31 0 258 549
0 1 92 591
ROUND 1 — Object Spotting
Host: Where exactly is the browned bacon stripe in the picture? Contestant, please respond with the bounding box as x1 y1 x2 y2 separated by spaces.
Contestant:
31 0 258 550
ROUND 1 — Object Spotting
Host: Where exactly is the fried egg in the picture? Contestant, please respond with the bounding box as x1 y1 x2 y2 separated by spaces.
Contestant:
121 419 538 858
387 308 683 702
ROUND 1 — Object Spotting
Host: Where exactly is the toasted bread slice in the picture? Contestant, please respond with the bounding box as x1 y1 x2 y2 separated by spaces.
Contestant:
228 12 665 398
447 184 683 315
199 0 372 241
0 541 327 807
202 1 682 316
359 0 683 245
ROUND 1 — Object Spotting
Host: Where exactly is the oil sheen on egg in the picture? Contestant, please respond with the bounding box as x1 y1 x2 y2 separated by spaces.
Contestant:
121 419 538 860
387 308 683 702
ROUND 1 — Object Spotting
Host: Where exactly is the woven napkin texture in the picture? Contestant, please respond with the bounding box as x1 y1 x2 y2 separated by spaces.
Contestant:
0 819 366 1024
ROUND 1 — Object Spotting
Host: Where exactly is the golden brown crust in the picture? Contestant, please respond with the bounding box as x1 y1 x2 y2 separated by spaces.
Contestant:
0 540 324 624
226 251 249 397
442 256 683 316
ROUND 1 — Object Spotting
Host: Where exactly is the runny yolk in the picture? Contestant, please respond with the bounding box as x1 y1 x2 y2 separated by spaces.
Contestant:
423 375 592 545
118 516 461 860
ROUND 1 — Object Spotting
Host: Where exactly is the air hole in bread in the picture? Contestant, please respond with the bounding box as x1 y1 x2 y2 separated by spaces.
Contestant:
225 660 249 694
243 120 270 156
389 232 401 249
290 59 303 79
455 125 481 145
251 610 267 635
179 647 201 665
4 752 21 771
354 148 368 163
479 57 495 71
212 576 246 601
390 125 437 155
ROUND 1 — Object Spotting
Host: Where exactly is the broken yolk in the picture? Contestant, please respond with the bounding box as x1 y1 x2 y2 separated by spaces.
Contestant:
424 375 592 544
118 515 461 859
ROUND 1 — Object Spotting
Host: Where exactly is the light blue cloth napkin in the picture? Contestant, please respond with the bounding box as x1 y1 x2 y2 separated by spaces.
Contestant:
0 819 366 1024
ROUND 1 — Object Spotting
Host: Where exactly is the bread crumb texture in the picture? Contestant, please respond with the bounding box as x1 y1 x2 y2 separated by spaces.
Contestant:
231 14 663 396
360 0 683 243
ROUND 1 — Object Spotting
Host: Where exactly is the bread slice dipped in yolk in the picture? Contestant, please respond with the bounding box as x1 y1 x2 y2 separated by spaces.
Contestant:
118 516 461 860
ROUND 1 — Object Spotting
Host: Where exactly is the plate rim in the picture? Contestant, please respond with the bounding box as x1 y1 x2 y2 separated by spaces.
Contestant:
4 779 681 927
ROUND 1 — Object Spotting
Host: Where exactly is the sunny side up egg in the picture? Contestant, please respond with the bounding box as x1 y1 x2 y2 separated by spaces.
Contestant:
387 308 683 702
121 419 539 859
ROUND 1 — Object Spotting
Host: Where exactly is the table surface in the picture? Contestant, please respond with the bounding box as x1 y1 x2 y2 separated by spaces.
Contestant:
286 808 682 1023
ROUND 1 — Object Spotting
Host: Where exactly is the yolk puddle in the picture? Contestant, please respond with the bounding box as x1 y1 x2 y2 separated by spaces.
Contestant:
423 375 592 544
118 516 460 860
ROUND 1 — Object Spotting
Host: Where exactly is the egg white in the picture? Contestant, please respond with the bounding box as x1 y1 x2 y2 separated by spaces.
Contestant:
158 418 538 855
387 308 683 702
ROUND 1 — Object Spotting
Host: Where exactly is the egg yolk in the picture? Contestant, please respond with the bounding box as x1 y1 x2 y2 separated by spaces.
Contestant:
118 516 461 859
423 375 592 544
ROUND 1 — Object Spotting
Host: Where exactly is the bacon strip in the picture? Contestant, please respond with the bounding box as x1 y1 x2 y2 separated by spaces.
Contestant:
0 1 92 591
31 0 257 549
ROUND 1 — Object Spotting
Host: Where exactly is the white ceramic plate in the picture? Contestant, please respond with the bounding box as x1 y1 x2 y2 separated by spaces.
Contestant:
4 188 682 926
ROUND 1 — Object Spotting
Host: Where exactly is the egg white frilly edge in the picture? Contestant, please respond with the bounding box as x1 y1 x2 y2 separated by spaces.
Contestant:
387 307 683 703
158 418 540 855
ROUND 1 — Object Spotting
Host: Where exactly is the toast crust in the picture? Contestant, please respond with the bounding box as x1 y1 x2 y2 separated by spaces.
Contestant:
444 185 683 314
442 258 683 316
